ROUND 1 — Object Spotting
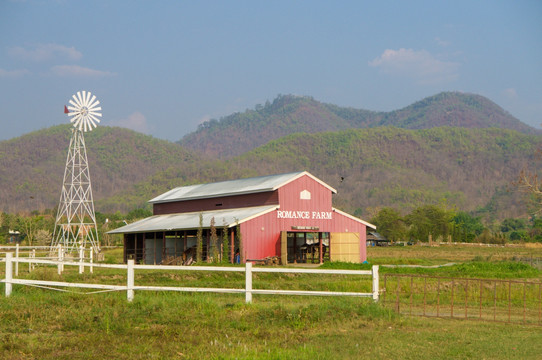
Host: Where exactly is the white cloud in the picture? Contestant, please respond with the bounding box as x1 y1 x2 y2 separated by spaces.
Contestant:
369 48 459 85
111 112 151 134
502 88 518 99
9 43 82 62
50 65 115 77
434 37 450 47
0 68 29 78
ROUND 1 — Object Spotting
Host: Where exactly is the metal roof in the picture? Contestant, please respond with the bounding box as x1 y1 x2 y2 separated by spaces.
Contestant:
107 205 278 234
149 171 337 204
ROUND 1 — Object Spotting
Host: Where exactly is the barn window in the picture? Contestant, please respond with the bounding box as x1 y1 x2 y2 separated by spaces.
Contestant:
300 190 311 200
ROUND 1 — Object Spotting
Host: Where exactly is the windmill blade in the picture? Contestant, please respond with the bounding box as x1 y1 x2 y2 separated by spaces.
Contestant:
68 99 79 108
89 114 101 123
88 106 102 113
70 95 81 108
88 108 102 115
81 91 88 107
76 91 84 106
88 111 102 118
89 95 97 107
85 91 92 107
83 118 88 132
88 117 97 129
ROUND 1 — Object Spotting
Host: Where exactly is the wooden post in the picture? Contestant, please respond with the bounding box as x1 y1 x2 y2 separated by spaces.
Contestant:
30 249 36 272
127 259 135 302
15 243 19 276
5 252 13 297
230 230 235 264
319 232 323 264
372 265 379 301
57 244 63 275
79 246 84 274
245 262 252 303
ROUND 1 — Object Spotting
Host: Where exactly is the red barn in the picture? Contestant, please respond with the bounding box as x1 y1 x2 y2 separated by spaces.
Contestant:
109 171 375 265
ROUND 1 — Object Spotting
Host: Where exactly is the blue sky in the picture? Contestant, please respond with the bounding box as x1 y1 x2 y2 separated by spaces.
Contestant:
1 0 541 141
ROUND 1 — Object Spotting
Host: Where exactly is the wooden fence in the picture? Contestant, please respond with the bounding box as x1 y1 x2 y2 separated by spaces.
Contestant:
1 253 380 303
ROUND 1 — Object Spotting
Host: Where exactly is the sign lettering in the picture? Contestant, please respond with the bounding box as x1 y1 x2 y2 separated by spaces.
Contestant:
277 210 332 220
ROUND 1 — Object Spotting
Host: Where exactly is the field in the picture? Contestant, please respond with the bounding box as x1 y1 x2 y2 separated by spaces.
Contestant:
1 245 542 360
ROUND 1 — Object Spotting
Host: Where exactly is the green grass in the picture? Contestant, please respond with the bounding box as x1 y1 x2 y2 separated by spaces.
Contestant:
1 289 541 360
1 246 542 359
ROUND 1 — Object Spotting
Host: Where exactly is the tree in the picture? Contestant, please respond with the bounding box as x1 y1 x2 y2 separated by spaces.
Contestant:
222 221 230 264
515 147 542 214
370 207 407 243
196 213 203 263
452 211 484 242
209 217 218 263
406 204 455 242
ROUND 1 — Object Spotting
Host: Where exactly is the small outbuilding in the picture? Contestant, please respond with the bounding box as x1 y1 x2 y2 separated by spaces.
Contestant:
108 171 375 265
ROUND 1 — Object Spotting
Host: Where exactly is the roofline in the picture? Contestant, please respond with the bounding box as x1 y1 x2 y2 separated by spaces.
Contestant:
272 171 337 194
106 206 279 234
149 171 337 204
332 207 376 229
149 188 273 204
229 206 279 228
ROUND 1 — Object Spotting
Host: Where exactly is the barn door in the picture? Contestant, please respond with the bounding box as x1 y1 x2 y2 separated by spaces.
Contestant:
330 232 360 263
280 231 288 265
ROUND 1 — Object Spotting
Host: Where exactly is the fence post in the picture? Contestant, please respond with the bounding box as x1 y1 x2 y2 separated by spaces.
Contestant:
372 265 379 301
57 244 63 275
79 246 84 274
30 249 36 272
90 247 94 274
245 262 253 303
15 243 19 276
5 252 13 297
127 259 135 302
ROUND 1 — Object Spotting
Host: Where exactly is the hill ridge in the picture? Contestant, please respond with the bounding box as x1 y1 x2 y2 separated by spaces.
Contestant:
179 92 536 158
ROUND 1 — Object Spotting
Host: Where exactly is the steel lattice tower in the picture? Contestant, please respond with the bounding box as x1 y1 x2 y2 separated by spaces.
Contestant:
51 91 102 255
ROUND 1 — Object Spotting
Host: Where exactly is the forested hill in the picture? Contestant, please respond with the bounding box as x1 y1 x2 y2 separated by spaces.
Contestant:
179 92 536 159
1 124 540 220
0 125 200 213
103 127 541 222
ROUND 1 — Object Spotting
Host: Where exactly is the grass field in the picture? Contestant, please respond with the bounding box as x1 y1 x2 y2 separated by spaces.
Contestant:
1 245 541 359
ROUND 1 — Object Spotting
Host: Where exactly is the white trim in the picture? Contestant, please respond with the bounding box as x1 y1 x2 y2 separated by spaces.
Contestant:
332 208 376 229
229 206 280 228
271 171 337 194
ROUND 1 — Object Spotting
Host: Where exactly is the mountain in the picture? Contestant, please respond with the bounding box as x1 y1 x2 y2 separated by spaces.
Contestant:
1 94 540 221
0 125 200 213
179 92 537 158
105 127 540 222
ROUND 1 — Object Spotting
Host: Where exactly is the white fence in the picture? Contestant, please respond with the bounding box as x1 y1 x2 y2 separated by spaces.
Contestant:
1 253 380 303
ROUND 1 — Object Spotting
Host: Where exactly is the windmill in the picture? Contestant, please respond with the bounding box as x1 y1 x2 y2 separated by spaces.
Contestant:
51 91 102 255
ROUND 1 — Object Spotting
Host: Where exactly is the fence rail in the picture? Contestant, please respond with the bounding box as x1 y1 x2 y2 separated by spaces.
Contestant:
383 273 542 325
1 253 379 303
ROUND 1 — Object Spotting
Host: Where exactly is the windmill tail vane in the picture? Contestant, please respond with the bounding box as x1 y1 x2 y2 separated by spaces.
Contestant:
64 105 69 114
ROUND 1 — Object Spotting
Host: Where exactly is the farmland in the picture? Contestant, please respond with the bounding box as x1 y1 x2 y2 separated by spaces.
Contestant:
1 245 542 359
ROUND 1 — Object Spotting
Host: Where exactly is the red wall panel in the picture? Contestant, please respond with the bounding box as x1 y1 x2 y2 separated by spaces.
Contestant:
153 191 279 215
241 174 367 262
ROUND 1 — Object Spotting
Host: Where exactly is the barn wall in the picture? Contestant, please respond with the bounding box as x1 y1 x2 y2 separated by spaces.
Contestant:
241 174 367 262
153 191 279 215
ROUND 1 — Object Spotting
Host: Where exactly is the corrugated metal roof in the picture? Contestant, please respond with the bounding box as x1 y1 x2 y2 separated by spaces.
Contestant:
107 205 278 234
149 171 337 204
